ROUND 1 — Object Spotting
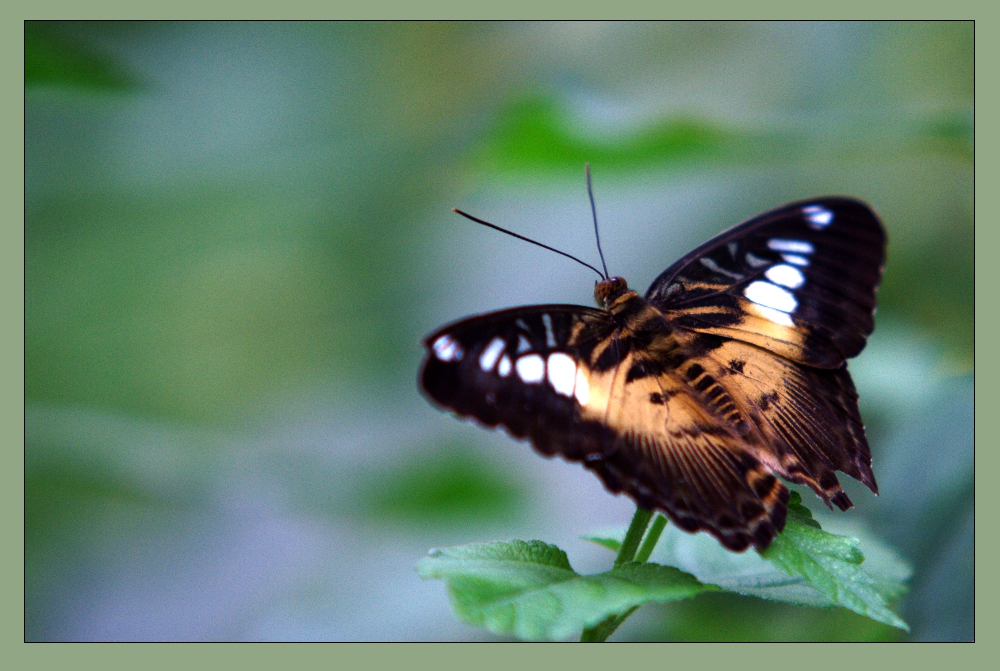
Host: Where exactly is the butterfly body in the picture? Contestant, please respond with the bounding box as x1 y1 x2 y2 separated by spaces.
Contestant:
420 197 884 552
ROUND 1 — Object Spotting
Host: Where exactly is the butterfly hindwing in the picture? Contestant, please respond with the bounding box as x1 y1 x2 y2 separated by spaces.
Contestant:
578 346 790 552
645 198 885 368
671 332 877 510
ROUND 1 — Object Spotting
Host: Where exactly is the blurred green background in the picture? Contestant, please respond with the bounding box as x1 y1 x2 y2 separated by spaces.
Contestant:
25 21 973 641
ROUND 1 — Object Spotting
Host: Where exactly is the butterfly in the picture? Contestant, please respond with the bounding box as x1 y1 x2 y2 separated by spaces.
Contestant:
419 191 884 552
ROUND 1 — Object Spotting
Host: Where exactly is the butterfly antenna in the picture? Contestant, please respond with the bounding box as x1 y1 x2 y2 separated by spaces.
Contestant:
585 163 610 279
452 208 606 280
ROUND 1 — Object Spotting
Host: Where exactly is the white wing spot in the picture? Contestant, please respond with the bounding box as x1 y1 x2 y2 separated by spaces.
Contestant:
727 241 739 258
498 355 512 377
662 283 682 297
767 238 814 254
574 368 590 405
699 256 744 281
546 353 576 397
515 319 530 331
750 303 795 326
764 264 805 289
744 280 797 313
781 253 809 267
803 205 834 229
515 354 545 384
479 337 506 372
745 252 770 268
517 334 532 354
542 313 557 348
432 335 463 362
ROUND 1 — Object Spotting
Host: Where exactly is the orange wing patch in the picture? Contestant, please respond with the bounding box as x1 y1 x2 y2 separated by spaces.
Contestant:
573 346 789 552
666 297 814 366
674 334 876 510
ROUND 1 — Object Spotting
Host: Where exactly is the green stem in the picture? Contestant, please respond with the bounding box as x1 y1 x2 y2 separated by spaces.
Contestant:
614 507 654 566
580 507 659 642
635 514 668 563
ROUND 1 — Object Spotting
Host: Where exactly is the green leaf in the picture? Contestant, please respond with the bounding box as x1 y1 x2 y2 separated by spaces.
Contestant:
417 539 716 641
475 97 796 173
586 493 911 630
580 530 622 553
761 493 910 631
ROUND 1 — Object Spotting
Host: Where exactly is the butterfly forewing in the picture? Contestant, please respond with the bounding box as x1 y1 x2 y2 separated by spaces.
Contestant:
645 198 885 368
421 305 619 460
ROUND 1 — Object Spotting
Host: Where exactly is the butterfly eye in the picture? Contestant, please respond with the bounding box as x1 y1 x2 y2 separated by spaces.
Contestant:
594 277 629 306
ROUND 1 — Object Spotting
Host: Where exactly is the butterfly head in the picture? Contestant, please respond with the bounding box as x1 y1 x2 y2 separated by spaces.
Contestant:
594 276 631 309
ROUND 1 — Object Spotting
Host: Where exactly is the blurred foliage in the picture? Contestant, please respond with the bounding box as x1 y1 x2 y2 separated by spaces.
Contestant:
26 462 170 546
355 443 528 526
475 97 796 172
919 111 973 165
633 592 905 642
25 21 139 90
879 209 974 366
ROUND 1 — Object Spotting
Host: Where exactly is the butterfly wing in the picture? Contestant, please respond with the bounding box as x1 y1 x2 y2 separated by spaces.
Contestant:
421 305 618 461
420 305 790 551
577 344 791 552
645 198 885 368
643 197 883 506
669 330 877 511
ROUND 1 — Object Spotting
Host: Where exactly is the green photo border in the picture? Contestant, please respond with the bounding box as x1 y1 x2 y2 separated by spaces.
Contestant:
8 5 988 666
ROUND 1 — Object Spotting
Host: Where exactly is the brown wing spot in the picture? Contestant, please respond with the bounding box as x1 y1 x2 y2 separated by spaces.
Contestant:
728 359 745 375
674 516 700 532
750 473 778 498
683 366 754 437
757 390 779 411
685 363 705 381
648 389 678 405
739 500 765 520
694 376 715 392
704 385 726 401
717 514 738 528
